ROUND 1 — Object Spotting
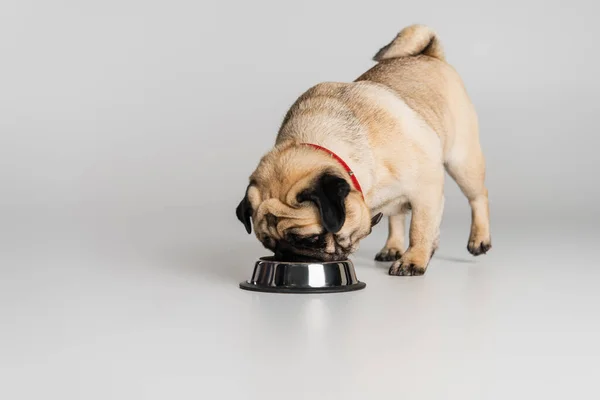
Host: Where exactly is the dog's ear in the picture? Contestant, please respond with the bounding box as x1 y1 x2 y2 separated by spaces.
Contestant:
297 173 350 233
371 212 383 228
235 183 253 234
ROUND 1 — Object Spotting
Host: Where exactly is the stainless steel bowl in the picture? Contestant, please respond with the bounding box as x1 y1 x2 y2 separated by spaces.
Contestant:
239 256 366 293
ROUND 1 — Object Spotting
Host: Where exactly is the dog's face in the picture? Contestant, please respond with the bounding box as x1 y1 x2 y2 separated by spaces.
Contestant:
235 144 382 262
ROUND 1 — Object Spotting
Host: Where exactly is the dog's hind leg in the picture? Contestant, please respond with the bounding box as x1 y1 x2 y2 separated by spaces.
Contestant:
445 140 492 256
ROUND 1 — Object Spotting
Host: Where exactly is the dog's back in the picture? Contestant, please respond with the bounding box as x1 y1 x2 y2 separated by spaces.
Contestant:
356 25 477 153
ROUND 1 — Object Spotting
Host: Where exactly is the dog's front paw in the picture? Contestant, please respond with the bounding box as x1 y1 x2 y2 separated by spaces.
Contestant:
375 247 403 262
467 234 492 256
388 249 429 276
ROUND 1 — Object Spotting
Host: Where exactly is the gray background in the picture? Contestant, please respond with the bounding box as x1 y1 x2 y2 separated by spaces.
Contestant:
2 0 598 240
2 1 599 399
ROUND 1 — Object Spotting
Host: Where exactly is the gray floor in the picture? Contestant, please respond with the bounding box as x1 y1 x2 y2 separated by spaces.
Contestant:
2 214 598 400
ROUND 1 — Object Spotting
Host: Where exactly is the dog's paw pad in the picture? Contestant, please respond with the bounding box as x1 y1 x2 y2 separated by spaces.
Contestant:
388 250 430 276
375 248 403 262
467 237 492 256
388 260 425 276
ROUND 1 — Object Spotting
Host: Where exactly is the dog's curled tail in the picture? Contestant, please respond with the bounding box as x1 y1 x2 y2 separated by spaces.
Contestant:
373 24 445 62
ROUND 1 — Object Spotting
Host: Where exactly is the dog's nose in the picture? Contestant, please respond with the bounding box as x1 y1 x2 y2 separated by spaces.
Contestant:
274 239 290 252
274 240 294 259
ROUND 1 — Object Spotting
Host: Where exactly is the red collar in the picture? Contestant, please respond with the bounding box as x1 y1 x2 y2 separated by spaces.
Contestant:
301 143 364 198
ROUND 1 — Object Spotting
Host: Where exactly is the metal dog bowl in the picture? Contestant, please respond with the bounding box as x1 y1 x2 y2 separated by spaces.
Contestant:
239 256 366 293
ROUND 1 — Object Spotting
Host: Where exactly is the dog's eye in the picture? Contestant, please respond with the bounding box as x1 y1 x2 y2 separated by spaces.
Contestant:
306 235 320 243
287 233 321 245
299 234 321 246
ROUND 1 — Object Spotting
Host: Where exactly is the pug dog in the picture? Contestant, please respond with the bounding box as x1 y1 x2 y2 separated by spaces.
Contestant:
235 24 491 276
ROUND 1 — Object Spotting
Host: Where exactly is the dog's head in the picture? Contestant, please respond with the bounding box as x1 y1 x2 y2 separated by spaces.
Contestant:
235 143 382 261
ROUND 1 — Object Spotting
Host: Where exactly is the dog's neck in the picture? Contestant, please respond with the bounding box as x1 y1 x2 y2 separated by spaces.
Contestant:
291 138 377 206
300 143 364 198
277 114 378 208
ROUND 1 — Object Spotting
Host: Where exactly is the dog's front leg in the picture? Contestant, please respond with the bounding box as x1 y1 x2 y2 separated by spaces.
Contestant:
389 189 444 276
374 213 407 261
